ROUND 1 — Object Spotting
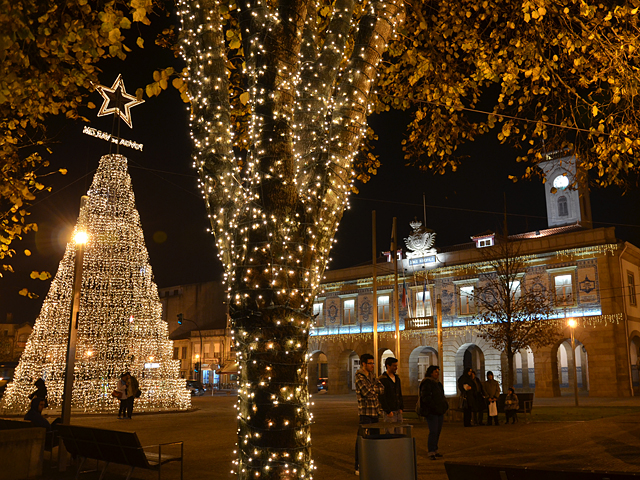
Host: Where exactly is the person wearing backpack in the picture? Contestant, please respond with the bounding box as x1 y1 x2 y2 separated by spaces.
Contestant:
418 365 449 460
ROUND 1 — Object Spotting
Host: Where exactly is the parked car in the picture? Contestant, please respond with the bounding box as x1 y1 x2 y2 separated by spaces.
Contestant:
186 380 206 396
317 378 328 392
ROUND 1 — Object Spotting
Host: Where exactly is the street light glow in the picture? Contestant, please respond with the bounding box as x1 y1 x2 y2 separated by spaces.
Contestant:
568 318 577 328
74 231 89 244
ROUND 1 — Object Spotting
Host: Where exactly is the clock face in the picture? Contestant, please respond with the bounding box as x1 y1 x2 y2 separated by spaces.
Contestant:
553 174 569 190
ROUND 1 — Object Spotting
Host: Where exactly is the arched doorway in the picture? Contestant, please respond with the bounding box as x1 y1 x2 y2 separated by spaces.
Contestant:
554 339 589 396
408 346 438 394
308 351 328 392
380 349 395 376
455 343 485 392
349 351 360 391
509 347 535 392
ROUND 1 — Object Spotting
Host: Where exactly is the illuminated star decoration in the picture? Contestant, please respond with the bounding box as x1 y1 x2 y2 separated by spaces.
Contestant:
96 74 144 128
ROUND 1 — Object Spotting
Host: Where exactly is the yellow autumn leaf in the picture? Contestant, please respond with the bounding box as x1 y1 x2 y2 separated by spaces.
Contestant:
24 249 31 256
19 288 29 297
240 92 250 105
137 37 144 48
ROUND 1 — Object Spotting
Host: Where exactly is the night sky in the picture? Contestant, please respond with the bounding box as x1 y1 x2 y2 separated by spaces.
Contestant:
2 24 640 326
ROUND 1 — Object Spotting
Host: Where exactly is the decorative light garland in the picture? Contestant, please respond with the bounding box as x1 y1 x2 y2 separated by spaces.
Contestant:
1 154 191 413
312 313 623 344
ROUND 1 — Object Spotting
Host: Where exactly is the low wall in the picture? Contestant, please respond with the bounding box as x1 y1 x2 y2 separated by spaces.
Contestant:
0 427 44 479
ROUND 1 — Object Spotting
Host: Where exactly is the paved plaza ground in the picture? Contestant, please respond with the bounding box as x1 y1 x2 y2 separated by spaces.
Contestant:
35 393 640 479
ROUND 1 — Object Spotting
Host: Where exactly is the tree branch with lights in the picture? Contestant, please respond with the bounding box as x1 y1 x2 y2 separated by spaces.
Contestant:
177 0 403 477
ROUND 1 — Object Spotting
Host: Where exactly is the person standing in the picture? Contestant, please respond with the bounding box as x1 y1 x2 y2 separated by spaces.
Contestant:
457 367 474 427
419 365 449 460
115 373 128 419
470 370 486 425
504 387 519 424
124 372 140 419
483 371 501 426
354 353 384 476
379 357 404 424
28 378 48 409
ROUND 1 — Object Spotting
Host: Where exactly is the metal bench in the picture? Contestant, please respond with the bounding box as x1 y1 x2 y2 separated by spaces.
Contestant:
55 424 183 480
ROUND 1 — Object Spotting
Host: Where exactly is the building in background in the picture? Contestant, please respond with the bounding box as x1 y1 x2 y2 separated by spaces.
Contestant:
159 281 236 387
309 153 640 398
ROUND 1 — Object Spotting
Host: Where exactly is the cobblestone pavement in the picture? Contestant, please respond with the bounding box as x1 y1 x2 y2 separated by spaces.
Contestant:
36 394 640 479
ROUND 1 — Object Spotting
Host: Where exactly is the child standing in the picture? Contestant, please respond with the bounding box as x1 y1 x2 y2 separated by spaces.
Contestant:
504 387 519 424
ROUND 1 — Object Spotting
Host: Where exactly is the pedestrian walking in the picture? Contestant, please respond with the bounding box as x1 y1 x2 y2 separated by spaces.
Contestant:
28 378 48 409
470 370 486 425
504 387 519 424
115 373 128 419
354 353 384 476
483 371 501 426
418 365 449 460
379 356 404 424
457 368 475 427
124 372 140 419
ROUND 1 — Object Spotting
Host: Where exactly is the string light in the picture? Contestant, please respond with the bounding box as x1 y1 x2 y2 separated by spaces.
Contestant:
1 154 191 413
176 0 403 477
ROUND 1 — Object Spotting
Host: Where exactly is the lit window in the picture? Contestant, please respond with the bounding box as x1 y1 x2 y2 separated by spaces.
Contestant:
343 299 356 325
478 238 493 248
313 302 324 326
416 290 432 317
510 280 521 302
378 295 390 322
628 271 637 307
554 274 573 305
558 196 569 217
459 286 474 315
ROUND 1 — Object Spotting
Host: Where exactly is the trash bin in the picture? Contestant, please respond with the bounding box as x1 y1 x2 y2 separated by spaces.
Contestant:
357 423 416 480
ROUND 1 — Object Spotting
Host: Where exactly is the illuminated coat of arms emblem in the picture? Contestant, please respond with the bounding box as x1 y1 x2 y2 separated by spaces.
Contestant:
404 219 436 259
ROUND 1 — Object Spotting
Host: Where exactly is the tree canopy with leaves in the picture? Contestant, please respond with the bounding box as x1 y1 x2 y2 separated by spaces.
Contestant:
0 0 161 286
474 235 559 388
377 0 640 188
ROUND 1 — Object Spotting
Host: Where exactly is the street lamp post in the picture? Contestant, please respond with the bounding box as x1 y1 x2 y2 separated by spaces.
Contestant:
59 227 88 470
568 318 579 407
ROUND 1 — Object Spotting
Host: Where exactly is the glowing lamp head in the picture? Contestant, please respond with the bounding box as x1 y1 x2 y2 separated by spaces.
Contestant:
567 318 577 328
74 231 89 244
195 354 200 360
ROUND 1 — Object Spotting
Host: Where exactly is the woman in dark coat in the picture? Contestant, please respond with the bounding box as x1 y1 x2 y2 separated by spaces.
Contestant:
457 367 475 427
28 378 48 409
470 370 486 426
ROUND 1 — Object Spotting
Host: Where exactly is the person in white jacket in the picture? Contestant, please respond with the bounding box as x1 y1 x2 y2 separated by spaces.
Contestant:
115 373 128 419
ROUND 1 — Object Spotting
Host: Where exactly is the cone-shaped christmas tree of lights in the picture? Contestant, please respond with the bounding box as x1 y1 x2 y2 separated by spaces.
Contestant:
1 154 191 413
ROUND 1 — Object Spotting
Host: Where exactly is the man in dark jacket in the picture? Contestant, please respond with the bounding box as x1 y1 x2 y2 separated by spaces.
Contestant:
419 365 448 460
379 357 404 424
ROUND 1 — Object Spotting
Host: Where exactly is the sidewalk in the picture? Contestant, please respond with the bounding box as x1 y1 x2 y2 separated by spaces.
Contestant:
32 393 640 479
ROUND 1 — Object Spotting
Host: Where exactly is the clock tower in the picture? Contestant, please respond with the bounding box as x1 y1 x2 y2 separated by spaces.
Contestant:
539 152 592 229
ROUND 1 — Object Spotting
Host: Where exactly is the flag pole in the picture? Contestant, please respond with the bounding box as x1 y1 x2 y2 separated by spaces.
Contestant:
372 211 378 377
392 217 401 362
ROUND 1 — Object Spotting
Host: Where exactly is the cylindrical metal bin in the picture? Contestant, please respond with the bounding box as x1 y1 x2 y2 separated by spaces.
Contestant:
357 423 417 480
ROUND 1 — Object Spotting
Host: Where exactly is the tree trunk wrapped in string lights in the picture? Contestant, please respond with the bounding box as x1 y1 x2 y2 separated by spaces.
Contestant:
177 0 403 477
